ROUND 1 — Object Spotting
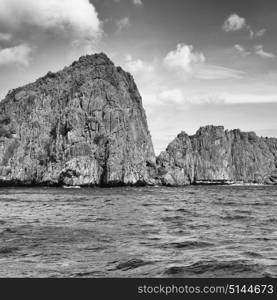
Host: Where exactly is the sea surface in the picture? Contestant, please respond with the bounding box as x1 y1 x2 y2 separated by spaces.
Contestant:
0 186 277 278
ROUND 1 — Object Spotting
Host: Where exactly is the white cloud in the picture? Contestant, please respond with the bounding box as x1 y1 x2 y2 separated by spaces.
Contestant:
125 55 153 73
234 44 251 56
223 92 277 104
234 43 274 58
249 28 267 39
114 0 143 6
116 17 130 32
0 32 12 42
234 44 245 52
254 45 275 58
222 14 246 32
133 0 143 7
193 64 245 80
255 28 267 38
223 14 267 40
164 44 205 72
158 89 185 105
0 0 102 46
248 27 255 39
0 44 32 66
163 43 243 80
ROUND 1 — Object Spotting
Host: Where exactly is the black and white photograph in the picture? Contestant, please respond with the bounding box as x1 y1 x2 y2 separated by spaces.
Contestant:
0 0 276 294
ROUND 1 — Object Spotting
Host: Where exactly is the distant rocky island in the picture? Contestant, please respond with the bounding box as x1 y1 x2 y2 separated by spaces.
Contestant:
157 126 277 186
0 53 276 187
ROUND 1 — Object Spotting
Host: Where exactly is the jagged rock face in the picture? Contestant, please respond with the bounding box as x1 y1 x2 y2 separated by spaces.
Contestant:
157 126 277 186
0 53 156 186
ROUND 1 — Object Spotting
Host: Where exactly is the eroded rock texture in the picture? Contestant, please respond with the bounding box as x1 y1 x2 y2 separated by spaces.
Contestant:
0 53 156 186
157 126 277 186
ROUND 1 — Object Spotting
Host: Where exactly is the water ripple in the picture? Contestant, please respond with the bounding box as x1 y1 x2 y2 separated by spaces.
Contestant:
0 185 276 277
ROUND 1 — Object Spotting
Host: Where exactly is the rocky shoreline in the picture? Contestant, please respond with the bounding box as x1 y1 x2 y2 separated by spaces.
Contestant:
0 53 277 187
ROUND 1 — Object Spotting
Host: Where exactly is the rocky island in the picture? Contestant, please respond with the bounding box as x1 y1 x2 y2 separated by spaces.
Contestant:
0 53 277 187
0 53 156 186
157 126 277 186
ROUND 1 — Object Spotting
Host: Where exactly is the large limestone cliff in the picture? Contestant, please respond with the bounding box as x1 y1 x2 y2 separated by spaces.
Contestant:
0 53 156 186
157 125 277 186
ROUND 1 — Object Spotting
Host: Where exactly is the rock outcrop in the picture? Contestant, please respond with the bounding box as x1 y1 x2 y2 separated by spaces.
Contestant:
157 126 277 186
1 53 277 188
0 53 156 186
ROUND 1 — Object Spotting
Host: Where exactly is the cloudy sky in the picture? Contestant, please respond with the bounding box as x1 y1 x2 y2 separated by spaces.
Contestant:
0 0 277 153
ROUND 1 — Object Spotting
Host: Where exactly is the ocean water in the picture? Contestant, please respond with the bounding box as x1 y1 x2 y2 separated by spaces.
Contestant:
0 186 276 278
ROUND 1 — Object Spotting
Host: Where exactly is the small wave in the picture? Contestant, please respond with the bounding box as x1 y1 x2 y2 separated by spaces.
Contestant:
213 201 236 206
243 251 263 258
71 271 99 277
161 216 184 222
95 217 110 222
267 218 277 224
164 260 261 276
251 202 269 206
147 236 161 241
142 203 157 207
168 240 214 250
241 194 250 198
233 208 252 214
82 245 108 251
221 215 253 221
0 198 19 203
256 237 272 241
262 272 274 278
78 218 96 223
0 247 19 255
143 203 164 207
2 228 17 234
176 208 190 213
186 260 261 274
113 259 154 271
164 266 187 275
